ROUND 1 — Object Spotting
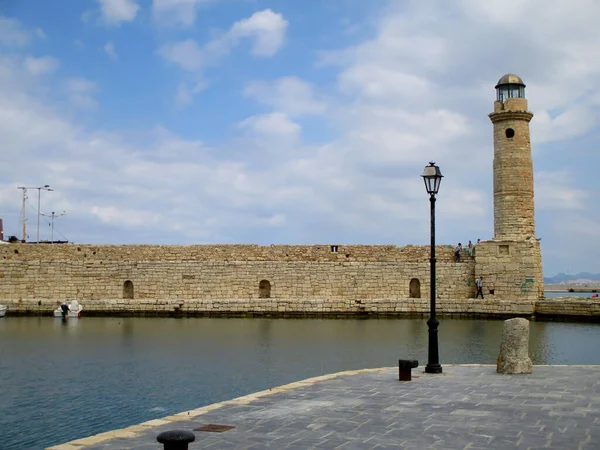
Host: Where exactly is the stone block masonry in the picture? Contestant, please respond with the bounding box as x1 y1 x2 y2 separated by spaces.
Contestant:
0 243 546 317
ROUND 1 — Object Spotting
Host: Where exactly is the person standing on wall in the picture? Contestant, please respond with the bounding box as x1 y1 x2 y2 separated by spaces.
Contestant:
468 240 473 257
455 243 462 262
475 276 484 299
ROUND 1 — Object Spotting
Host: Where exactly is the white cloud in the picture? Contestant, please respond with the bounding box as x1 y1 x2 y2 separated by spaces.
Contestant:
159 10 288 72
104 41 118 60
174 81 207 107
243 77 326 116
238 112 300 136
0 54 303 242
535 171 589 211
97 0 140 25
0 16 32 47
91 205 161 227
532 107 597 144
65 78 99 109
338 66 434 101
229 9 288 57
158 39 203 71
24 56 60 76
174 82 192 107
158 10 288 107
152 0 211 27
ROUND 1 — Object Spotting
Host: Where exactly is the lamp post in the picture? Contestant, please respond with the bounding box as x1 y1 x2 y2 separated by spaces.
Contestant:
421 161 443 374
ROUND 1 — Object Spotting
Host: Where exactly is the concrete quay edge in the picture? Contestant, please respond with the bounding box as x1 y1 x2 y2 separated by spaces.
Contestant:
46 364 600 449
45 367 392 449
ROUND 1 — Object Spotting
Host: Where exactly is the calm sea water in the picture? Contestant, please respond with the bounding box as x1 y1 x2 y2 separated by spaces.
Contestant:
1 316 599 449
544 291 597 298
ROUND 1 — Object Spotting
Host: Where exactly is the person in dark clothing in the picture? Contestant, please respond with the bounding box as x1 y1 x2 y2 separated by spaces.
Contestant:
455 243 462 262
475 276 484 299
60 301 70 318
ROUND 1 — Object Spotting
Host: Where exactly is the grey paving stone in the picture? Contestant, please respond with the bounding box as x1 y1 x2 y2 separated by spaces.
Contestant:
50 366 600 450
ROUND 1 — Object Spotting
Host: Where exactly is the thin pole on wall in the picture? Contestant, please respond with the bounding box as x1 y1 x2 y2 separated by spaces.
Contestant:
37 189 41 243
17 185 53 243
36 185 53 243
18 187 27 242
41 211 66 244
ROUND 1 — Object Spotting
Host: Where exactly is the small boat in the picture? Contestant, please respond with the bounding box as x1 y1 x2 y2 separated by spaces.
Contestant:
54 300 84 318
0 305 6 318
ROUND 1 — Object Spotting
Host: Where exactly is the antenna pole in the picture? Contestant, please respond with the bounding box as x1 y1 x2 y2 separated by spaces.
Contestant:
17 187 27 242
41 211 66 244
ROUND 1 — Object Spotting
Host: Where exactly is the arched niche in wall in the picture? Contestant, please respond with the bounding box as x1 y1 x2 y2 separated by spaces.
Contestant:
409 278 421 298
123 280 134 300
259 280 271 299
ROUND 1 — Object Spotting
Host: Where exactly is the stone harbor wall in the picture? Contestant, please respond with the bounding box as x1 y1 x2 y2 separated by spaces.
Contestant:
474 239 543 302
535 297 600 320
0 242 547 317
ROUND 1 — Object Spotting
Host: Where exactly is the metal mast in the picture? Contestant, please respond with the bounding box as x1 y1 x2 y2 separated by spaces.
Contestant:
17 187 28 242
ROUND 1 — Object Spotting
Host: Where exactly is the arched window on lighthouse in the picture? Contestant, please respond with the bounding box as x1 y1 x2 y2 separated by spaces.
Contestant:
259 280 271 299
123 280 134 299
409 278 421 298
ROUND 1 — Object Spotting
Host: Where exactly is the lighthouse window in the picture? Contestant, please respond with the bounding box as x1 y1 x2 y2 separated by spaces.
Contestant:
259 280 271 298
123 280 134 299
505 128 515 138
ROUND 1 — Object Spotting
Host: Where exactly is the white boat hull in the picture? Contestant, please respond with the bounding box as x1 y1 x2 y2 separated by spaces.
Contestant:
54 300 83 318
0 305 6 318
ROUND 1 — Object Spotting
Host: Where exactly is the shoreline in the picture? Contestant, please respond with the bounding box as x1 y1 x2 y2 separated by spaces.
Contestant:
4 296 599 322
6 308 600 323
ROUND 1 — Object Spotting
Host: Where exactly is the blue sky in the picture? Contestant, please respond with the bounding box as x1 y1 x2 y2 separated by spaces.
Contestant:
0 0 599 276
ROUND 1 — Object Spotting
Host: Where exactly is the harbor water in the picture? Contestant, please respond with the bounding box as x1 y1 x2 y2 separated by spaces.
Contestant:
1 316 599 449
544 291 598 298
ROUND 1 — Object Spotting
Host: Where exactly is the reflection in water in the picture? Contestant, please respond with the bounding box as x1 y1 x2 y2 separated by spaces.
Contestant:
0 317 599 449
121 320 134 348
530 323 550 365
257 319 273 388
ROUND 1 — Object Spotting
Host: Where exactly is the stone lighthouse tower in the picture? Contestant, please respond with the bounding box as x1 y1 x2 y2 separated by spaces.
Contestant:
475 74 543 304
489 74 535 240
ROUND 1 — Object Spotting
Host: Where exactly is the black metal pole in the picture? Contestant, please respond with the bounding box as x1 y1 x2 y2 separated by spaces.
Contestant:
425 194 442 374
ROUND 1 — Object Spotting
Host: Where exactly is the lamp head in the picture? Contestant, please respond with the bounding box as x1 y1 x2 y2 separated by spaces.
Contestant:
421 161 443 196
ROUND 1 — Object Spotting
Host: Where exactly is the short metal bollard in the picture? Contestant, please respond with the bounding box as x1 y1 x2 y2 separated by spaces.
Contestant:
399 359 418 381
157 430 196 450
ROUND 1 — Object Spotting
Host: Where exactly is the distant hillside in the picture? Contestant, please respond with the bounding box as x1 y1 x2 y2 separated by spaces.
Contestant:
544 273 600 285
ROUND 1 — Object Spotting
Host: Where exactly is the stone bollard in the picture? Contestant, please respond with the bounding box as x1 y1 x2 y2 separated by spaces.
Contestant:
157 430 195 450
496 318 532 374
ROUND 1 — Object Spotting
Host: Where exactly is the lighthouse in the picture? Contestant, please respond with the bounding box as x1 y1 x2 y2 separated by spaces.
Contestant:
475 74 543 302
489 74 535 240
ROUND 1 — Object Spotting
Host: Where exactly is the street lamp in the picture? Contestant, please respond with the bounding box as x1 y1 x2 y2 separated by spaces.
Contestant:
421 161 443 374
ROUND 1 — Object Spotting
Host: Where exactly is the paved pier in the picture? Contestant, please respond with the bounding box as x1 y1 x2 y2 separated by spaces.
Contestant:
49 365 600 449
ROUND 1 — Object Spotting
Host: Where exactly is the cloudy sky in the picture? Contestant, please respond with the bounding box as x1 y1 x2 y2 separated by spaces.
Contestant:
0 0 598 276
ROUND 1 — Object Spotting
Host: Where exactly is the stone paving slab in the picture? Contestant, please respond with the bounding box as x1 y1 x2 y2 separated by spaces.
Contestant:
48 365 600 450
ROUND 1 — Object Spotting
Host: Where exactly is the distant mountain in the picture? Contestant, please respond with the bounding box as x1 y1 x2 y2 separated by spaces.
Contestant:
544 273 600 284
